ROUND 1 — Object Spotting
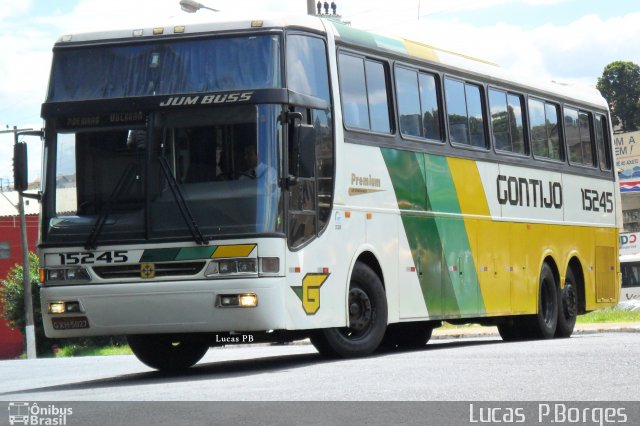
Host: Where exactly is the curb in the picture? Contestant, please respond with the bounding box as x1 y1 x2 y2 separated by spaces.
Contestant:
430 323 640 340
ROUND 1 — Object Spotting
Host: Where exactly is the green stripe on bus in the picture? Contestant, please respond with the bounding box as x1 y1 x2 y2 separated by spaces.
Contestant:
381 149 486 317
140 248 181 262
424 154 484 316
176 246 216 261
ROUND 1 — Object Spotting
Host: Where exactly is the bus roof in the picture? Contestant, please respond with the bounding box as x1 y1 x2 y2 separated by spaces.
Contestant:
54 15 607 110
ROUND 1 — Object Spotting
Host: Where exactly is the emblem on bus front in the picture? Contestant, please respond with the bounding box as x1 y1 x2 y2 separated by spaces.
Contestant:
140 263 155 279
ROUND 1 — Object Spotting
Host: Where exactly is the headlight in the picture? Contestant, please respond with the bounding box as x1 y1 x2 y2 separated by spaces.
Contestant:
44 268 90 284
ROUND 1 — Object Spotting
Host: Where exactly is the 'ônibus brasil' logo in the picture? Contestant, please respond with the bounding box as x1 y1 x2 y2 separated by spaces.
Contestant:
159 91 254 107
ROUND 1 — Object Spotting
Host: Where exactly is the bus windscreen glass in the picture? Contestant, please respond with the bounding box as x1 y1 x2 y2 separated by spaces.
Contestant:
47 35 281 102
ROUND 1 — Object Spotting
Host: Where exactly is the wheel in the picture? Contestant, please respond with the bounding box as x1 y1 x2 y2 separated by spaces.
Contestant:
311 262 388 358
555 269 578 338
497 317 524 341
127 334 209 371
381 323 433 349
522 263 558 339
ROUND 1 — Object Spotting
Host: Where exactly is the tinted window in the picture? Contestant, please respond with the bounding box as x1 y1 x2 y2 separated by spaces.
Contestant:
595 114 612 170
339 54 369 129
466 85 486 148
445 78 486 148
339 53 392 133
419 73 442 140
565 107 594 166
580 111 594 166
396 67 442 141
565 107 581 163
365 60 391 133
286 35 330 102
508 93 526 154
396 67 422 137
49 35 281 101
529 98 562 161
545 103 562 160
445 78 469 145
489 88 526 155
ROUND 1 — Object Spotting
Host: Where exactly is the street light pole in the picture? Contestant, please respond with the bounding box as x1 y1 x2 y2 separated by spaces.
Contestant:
1 125 37 359
179 0 219 13
307 0 316 15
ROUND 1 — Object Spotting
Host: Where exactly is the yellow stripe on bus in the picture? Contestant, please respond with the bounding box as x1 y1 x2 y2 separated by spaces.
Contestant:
212 244 257 258
448 158 511 314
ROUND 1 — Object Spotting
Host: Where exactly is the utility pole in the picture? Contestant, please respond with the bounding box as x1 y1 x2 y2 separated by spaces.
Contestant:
1 125 37 359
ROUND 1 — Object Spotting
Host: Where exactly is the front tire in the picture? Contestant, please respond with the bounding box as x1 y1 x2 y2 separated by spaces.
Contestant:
555 269 578 338
127 334 209 371
381 323 433 349
311 262 387 358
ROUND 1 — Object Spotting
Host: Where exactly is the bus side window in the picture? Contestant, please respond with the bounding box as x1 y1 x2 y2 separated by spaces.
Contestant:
565 107 595 167
395 66 443 142
338 52 392 134
595 114 612 171
489 88 527 155
445 77 487 148
529 98 563 161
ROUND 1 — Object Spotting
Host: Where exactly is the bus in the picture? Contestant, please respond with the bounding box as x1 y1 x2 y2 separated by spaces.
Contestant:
620 254 640 302
32 16 620 370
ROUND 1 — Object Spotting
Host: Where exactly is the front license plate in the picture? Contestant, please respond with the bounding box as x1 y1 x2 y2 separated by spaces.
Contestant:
52 316 90 330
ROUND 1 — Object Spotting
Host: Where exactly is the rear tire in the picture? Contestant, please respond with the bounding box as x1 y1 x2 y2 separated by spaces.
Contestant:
497 318 524 341
311 262 387 358
522 263 558 339
127 334 209 371
555 269 578 338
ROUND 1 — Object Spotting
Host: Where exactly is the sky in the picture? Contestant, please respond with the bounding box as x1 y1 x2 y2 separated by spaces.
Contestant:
0 0 639 186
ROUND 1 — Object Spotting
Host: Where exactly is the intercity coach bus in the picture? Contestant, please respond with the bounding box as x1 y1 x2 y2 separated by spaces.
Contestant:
32 16 620 370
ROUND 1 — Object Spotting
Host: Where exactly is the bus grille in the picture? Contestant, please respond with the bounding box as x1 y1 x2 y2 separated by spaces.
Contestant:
93 262 206 279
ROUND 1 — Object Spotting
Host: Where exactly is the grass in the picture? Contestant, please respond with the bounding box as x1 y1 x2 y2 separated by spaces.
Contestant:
576 309 640 323
55 344 132 357
438 307 640 330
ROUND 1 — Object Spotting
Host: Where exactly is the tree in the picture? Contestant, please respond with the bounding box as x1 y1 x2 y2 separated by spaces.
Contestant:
0 252 54 355
597 61 640 132
0 253 125 356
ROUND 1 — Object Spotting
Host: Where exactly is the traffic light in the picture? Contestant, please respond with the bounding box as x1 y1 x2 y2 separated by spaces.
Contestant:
13 142 28 192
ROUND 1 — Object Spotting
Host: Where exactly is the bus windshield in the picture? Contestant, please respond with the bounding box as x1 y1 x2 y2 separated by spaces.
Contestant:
47 34 281 102
44 104 283 247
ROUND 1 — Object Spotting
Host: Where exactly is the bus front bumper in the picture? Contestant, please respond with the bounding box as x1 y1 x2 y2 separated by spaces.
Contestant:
40 278 288 338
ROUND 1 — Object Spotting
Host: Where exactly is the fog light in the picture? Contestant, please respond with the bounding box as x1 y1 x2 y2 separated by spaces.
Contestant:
260 257 280 274
65 301 81 313
238 293 258 308
219 295 239 306
48 302 66 314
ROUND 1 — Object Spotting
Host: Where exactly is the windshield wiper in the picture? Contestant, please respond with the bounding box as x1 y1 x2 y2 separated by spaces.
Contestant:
85 163 137 250
158 156 209 245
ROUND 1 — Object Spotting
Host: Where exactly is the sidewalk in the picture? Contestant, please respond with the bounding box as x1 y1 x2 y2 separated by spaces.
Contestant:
431 322 640 339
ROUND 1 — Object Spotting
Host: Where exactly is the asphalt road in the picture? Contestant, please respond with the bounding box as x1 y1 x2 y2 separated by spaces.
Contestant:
1 332 638 402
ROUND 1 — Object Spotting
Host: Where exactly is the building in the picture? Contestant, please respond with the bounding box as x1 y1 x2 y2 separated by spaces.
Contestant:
0 190 39 359
616 130 640 231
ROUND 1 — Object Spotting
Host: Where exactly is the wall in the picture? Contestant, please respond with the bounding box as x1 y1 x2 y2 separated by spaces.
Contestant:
0 213 38 359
